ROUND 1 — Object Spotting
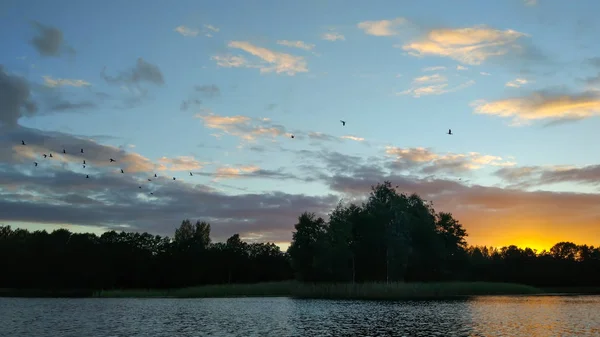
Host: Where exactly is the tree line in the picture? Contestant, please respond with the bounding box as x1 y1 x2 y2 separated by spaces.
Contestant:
1 181 599 291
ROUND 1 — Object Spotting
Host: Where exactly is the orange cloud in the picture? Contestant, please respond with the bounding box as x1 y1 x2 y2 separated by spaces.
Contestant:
221 41 308 75
471 92 600 125
357 17 407 36
157 156 205 172
385 146 516 173
214 165 260 180
400 26 527 65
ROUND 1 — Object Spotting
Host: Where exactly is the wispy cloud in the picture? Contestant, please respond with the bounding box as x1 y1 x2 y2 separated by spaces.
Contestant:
340 135 365 142
276 40 315 51
480 72 492 76
357 17 407 36
43 76 91 88
413 73 447 84
175 24 219 38
174 25 199 37
398 78 475 98
214 165 260 180
505 78 529 88
195 112 288 142
385 146 516 174
157 156 205 172
204 24 219 32
211 55 250 68
214 41 308 76
495 164 600 188
457 65 469 71
423 66 446 72
524 0 537 6
400 25 528 65
472 91 600 125
321 31 345 41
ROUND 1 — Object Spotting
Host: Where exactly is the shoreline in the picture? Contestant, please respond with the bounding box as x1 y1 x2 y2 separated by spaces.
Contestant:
2 282 599 300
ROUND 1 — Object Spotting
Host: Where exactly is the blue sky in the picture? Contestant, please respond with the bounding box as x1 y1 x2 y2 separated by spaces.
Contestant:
2 0 600 251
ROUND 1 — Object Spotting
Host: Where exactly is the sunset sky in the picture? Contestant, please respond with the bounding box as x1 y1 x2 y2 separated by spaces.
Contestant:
1 0 600 252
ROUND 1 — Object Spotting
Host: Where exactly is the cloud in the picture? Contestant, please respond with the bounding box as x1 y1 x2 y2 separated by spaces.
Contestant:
400 25 528 65
495 164 600 188
211 55 251 68
321 31 345 41
0 66 38 128
1 126 157 174
174 25 199 37
357 17 407 36
43 76 91 88
214 41 308 76
385 146 515 175
340 135 365 142
471 91 600 125
214 165 260 179
308 132 341 143
413 73 447 84
30 21 75 57
276 40 315 51
505 78 529 88
423 66 446 72
457 65 469 71
48 101 96 112
195 112 288 142
157 156 205 172
204 24 219 33
398 79 475 98
480 72 491 76
102 58 165 86
524 0 537 5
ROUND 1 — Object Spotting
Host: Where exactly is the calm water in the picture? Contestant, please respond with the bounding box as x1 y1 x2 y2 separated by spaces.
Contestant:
1 295 599 337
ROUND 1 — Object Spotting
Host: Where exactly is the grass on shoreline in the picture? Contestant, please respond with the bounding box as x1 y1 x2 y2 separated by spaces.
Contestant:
4 282 598 300
93 281 544 300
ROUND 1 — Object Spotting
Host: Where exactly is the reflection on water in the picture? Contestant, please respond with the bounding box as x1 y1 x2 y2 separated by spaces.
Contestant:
1 295 599 337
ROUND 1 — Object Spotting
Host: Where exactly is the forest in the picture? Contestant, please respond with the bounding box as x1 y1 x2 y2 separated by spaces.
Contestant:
1 181 599 291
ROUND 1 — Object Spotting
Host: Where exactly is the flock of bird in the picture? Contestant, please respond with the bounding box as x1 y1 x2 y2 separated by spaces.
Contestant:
19 120 454 195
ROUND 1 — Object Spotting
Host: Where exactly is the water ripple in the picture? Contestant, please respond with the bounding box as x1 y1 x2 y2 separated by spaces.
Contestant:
1 295 599 337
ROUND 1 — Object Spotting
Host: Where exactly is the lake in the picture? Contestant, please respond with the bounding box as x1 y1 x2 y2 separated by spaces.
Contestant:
1 295 599 336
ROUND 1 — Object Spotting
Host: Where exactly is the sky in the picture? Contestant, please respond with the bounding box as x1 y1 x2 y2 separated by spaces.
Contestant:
1 0 600 252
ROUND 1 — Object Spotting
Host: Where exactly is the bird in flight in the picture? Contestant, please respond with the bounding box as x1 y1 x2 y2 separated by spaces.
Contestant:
290 135 295 139
83 160 86 165
447 129 453 135
173 177 176 180
34 162 38 167
21 140 25 145
154 173 157 178
81 148 84 153
109 158 116 162
147 178 152 181
120 169 124 174
150 192 154 195
49 153 53 158
340 120 346 126
63 149 66 154
42 154 47 158
189 172 193 176
86 175 89 179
